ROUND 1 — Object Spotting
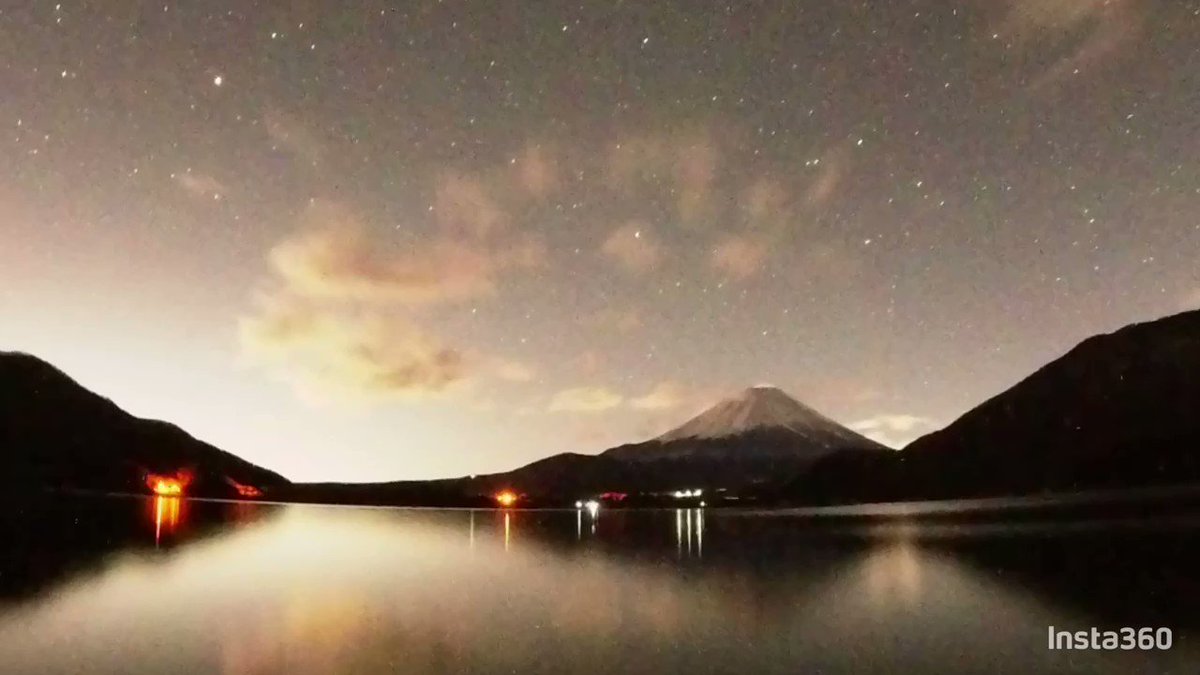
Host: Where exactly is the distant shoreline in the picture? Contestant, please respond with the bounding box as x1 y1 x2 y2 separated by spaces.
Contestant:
44 482 1200 526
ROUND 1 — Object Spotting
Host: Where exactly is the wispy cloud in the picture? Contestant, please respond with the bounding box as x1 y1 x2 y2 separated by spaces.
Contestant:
513 143 560 199
741 177 790 224
434 172 510 240
174 171 226 199
629 381 687 411
547 386 624 413
270 227 496 305
489 358 537 383
711 235 769 280
239 295 467 401
674 132 718 222
267 203 543 306
605 131 722 223
1001 0 1143 92
570 350 607 376
851 414 939 449
243 201 543 402
802 147 850 209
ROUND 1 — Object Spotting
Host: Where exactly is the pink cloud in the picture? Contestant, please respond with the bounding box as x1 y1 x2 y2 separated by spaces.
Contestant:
239 295 468 400
711 235 769 280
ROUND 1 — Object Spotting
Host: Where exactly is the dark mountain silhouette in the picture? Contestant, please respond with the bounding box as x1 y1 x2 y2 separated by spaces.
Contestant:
0 351 288 497
450 386 885 498
281 386 883 505
20 304 1200 510
786 310 1200 504
282 453 637 506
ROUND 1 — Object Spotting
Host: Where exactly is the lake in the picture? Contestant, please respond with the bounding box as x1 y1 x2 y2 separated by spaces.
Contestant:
1 494 1197 674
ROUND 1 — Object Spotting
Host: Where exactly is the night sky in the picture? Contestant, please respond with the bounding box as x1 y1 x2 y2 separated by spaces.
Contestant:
2 1 1198 482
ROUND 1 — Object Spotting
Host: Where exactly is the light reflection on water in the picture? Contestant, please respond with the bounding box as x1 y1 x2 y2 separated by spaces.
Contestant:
674 508 704 559
0 499 1197 674
150 496 182 546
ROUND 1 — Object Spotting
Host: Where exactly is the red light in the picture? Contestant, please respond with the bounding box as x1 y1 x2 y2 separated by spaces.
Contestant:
226 478 263 498
146 471 190 496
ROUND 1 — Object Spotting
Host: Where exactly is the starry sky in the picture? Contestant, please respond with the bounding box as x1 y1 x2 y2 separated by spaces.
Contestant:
2 0 1199 482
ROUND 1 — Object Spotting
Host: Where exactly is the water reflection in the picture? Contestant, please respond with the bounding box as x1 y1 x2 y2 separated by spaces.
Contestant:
675 508 705 559
150 495 184 546
861 538 922 606
1 498 1198 674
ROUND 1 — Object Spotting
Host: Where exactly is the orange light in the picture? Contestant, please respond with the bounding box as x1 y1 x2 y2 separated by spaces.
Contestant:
146 471 191 496
152 494 183 545
495 491 518 508
151 478 183 496
226 478 263 498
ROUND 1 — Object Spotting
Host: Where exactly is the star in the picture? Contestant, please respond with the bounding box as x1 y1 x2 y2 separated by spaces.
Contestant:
2 0 1196 482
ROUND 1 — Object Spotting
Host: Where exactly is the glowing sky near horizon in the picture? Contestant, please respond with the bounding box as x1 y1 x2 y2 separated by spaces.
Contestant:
2 1 1199 482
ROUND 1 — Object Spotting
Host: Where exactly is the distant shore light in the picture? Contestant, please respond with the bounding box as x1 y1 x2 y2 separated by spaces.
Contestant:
151 478 183 496
227 478 262 498
146 471 191 497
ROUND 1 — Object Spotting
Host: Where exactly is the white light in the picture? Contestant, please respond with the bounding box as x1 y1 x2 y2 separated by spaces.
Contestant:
574 501 583 509
694 489 703 497
673 490 685 498
585 500 600 516
699 501 706 507
213 75 223 87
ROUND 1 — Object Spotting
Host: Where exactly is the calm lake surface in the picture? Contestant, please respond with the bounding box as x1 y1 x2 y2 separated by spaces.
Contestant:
1 495 1198 674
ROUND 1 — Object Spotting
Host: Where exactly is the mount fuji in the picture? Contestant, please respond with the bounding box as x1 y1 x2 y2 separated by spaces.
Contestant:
656 385 875 445
279 385 889 505
422 385 888 498
602 384 884 465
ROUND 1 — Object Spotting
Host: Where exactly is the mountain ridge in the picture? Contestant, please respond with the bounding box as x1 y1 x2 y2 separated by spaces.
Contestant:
0 351 289 497
467 386 887 496
13 309 1200 507
655 384 876 446
787 309 1200 504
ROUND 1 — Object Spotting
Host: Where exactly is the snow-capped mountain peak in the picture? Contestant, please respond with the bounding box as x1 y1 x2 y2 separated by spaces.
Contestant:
655 385 860 442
